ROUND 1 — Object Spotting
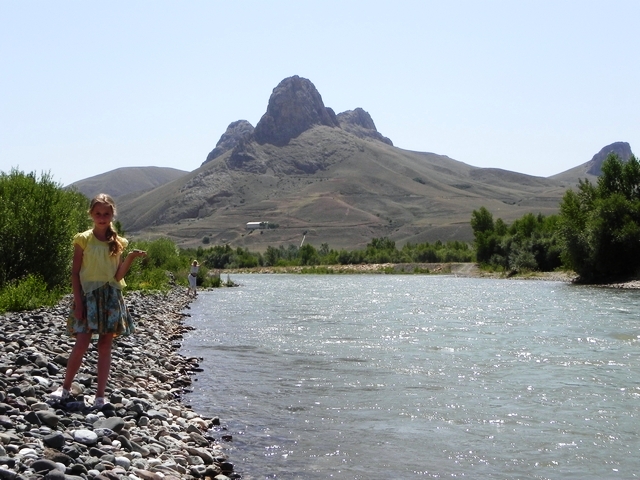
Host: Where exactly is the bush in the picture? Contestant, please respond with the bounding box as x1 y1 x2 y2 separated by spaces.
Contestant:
0 274 63 313
471 206 562 273
0 169 89 289
559 154 640 281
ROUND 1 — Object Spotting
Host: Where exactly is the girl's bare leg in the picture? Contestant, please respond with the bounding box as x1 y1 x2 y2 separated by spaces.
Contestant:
96 333 114 398
62 333 92 390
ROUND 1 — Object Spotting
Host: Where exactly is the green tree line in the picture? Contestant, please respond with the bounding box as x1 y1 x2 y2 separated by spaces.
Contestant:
185 237 473 270
471 153 640 282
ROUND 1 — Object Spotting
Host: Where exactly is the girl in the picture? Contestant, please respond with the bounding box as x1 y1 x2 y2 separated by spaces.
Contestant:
188 260 200 297
49 193 146 408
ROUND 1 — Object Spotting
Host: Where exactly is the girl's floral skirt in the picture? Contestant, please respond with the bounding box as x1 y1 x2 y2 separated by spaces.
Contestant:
67 284 135 337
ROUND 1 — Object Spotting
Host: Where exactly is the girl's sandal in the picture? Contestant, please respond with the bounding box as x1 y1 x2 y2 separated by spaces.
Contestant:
49 387 70 401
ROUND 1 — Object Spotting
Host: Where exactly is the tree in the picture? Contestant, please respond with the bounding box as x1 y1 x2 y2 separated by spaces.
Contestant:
471 207 498 264
559 153 640 281
471 206 561 272
470 207 494 234
299 244 319 265
0 169 89 289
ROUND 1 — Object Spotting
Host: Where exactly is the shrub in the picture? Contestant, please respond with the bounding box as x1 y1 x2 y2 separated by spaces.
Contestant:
559 154 640 281
0 169 89 289
0 274 63 313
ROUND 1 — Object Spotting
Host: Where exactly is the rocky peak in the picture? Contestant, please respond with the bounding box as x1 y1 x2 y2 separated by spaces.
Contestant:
203 120 254 165
253 75 339 146
587 141 633 175
337 108 393 146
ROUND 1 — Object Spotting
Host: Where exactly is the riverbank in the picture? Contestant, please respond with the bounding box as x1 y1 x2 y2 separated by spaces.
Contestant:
224 262 640 289
224 262 578 282
0 287 238 480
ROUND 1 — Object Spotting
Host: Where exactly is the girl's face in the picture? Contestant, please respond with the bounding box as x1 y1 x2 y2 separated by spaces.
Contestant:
90 202 114 229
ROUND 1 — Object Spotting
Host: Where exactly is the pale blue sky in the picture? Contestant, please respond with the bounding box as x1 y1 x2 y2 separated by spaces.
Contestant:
2 1 639 186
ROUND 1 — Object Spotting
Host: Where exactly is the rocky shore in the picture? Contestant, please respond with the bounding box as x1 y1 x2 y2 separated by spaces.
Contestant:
0 287 238 480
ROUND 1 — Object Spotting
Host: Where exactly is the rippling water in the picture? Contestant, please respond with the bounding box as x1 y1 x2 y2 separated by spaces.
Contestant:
180 274 640 479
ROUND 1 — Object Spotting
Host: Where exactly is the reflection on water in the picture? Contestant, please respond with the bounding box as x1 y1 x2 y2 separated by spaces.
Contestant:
181 275 640 479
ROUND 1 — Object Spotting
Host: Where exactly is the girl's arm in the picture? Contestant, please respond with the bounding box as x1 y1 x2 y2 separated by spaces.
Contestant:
72 244 85 320
115 249 147 282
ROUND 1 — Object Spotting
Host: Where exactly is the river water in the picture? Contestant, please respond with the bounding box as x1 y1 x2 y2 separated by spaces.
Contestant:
180 274 640 479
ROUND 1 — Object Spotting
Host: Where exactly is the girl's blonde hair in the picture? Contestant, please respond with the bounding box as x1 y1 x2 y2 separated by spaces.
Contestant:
89 193 125 256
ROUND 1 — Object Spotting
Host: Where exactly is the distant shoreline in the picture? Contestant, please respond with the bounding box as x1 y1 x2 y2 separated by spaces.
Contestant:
224 262 570 280
222 262 640 289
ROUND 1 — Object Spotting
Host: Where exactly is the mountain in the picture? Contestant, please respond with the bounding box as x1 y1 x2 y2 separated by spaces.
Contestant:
106 76 632 251
68 166 188 199
551 141 633 183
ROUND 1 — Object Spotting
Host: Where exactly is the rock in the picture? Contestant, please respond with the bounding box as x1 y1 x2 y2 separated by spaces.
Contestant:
253 75 339 146
43 470 65 480
36 411 59 428
30 402 51 412
204 120 255 165
0 467 18 480
189 431 210 447
131 468 163 480
72 429 98 446
24 411 41 425
586 141 633 176
93 417 125 433
43 432 65 449
29 459 59 473
336 108 393 145
114 456 131 470
43 450 74 466
130 440 150 457
95 470 123 480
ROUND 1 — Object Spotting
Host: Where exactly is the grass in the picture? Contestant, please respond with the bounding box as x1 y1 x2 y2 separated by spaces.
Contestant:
0 275 64 313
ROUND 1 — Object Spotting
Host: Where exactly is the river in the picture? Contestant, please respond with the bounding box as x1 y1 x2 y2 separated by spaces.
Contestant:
181 274 640 479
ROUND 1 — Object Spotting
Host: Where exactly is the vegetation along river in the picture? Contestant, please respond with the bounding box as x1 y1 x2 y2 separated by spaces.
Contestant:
180 274 640 479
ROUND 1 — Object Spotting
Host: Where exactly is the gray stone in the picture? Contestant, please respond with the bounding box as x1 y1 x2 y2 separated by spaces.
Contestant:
187 455 204 466
114 456 131 470
30 402 51 411
137 416 149 427
72 429 98 446
130 468 162 480
24 411 41 425
36 411 60 428
43 432 65 450
189 431 209 447
93 427 116 439
43 451 74 466
0 467 18 480
130 440 150 457
43 470 65 480
94 417 125 433
29 459 58 473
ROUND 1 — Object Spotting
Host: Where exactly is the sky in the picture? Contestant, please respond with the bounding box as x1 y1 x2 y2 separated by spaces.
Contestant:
2 1 639 187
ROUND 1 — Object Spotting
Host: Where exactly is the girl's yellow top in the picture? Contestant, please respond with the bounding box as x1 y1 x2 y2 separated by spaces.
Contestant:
73 229 129 294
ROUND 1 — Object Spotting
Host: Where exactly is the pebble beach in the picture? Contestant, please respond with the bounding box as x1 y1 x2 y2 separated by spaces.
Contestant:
0 287 238 480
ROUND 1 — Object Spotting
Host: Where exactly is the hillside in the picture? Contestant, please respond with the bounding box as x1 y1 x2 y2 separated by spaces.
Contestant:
117 127 567 250
102 76 632 251
68 166 188 199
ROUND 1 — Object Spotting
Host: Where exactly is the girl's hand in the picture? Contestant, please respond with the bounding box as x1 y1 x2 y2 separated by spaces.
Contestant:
131 249 147 258
74 302 86 321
